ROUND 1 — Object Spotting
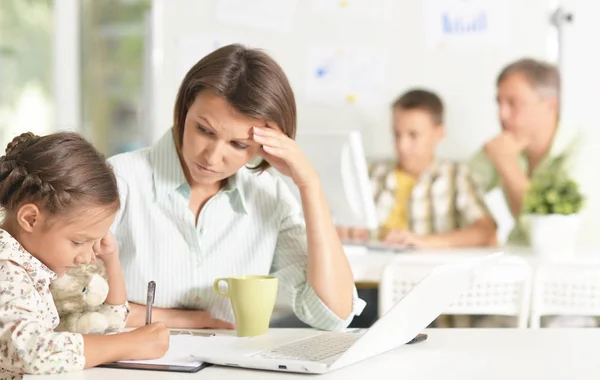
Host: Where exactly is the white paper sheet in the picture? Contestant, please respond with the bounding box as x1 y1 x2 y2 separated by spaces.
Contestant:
305 45 387 107
213 0 298 33
423 0 510 51
117 334 243 367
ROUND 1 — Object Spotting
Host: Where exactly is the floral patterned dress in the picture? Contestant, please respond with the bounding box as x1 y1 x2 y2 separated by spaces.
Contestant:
0 229 128 380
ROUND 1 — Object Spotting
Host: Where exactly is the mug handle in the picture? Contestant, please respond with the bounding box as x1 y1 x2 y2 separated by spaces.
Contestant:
213 278 230 297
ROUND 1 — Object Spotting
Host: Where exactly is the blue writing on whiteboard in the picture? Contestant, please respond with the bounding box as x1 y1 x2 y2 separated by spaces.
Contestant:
442 11 487 34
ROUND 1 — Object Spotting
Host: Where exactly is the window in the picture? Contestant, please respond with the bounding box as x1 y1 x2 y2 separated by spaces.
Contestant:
81 0 152 156
0 0 54 150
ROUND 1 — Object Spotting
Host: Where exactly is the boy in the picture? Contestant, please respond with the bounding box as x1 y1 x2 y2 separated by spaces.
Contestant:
343 89 497 329
340 89 497 248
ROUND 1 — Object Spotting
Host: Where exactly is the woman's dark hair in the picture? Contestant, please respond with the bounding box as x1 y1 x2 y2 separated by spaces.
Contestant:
173 43 297 172
0 132 120 219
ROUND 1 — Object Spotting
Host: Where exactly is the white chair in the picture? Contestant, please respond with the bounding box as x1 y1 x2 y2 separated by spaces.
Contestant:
530 263 600 328
378 256 532 328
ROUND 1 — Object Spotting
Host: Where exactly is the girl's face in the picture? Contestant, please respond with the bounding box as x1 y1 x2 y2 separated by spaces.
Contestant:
16 204 116 276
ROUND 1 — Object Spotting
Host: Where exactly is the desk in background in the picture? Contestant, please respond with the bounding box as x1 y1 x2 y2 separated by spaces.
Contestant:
25 328 600 380
348 244 600 327
274 245 600 328
348 244 600 283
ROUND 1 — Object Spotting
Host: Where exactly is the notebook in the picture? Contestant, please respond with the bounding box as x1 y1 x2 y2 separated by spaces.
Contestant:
99 333 242 373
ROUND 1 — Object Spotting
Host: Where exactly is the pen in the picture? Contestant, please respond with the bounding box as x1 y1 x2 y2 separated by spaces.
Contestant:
146 280 156 325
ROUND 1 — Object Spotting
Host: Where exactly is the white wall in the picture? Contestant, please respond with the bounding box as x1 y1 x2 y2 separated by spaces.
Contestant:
560 0 600 135
53 0 80 132
150 0 551 161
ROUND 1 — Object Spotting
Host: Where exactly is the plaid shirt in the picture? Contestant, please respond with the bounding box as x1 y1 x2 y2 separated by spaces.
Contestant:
370 160 493 235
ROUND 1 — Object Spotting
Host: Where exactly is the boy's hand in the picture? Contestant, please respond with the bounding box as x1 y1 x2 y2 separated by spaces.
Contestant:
382 229 421 247
336 226 369 243
92 231 119 263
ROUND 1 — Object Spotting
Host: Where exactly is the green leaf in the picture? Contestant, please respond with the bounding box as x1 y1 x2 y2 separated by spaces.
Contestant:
524 167 585 215
545 190 559 204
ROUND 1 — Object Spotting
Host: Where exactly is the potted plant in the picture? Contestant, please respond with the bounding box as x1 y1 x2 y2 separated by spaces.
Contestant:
523 168 585 259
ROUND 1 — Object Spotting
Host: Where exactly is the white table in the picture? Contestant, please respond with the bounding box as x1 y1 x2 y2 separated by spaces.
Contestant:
25 328 600 380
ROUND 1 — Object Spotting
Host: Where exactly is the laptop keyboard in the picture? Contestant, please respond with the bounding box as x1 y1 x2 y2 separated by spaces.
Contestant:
252 332 362 362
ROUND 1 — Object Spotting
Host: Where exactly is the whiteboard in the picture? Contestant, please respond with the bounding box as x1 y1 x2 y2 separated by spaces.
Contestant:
151 0 552 161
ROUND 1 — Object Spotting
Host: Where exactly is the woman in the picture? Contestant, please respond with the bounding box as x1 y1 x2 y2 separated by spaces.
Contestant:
109 44 365 331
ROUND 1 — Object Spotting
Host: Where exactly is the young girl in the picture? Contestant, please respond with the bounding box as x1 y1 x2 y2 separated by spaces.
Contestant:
0 132 169 379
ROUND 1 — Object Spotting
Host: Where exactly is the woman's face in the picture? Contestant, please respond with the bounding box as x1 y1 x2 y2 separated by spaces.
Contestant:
180 91 265 187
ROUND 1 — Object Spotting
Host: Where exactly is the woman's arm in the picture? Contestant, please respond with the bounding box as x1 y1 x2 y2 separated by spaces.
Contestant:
253 126 356 320
298 180 355 319
126 302 234 329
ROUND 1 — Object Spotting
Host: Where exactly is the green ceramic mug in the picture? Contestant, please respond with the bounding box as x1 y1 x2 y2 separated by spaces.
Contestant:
213 275 278 337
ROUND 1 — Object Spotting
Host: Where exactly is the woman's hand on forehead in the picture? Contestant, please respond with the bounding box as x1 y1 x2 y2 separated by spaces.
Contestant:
262 121 281 132
252 122 317 188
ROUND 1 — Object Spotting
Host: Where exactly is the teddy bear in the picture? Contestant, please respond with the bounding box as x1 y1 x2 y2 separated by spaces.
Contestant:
50 261 126 335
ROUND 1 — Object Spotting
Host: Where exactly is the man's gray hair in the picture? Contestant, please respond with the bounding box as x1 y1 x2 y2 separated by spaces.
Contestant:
497 58 560 99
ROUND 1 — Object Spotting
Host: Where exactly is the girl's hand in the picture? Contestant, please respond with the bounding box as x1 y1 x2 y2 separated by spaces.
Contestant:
123 322 170 360
92 231 119 263
253 125 318 188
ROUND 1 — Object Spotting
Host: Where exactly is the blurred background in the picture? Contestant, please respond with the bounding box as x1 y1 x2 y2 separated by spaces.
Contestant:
0 0 597 160
0 0 151 156
4 0 600 334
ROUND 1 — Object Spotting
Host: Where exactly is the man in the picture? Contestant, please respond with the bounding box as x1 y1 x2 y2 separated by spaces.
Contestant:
470 58 599 246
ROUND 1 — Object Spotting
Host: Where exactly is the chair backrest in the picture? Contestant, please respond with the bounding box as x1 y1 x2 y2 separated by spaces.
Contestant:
379 255 532 328
530 263 600 328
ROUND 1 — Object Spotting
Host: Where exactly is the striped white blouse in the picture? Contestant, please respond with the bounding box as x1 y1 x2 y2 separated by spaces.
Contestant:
108 128 365 331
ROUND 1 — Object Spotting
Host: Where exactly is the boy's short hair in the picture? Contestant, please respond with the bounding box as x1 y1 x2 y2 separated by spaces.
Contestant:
392 89 444 126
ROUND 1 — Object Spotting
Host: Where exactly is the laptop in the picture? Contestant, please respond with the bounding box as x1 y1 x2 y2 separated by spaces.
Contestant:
196 252 503 374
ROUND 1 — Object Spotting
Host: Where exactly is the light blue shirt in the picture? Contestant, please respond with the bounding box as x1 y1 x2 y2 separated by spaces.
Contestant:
108 128 365 331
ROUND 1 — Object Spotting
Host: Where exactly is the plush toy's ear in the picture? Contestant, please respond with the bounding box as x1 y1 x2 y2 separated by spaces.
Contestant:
83 274 109 307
